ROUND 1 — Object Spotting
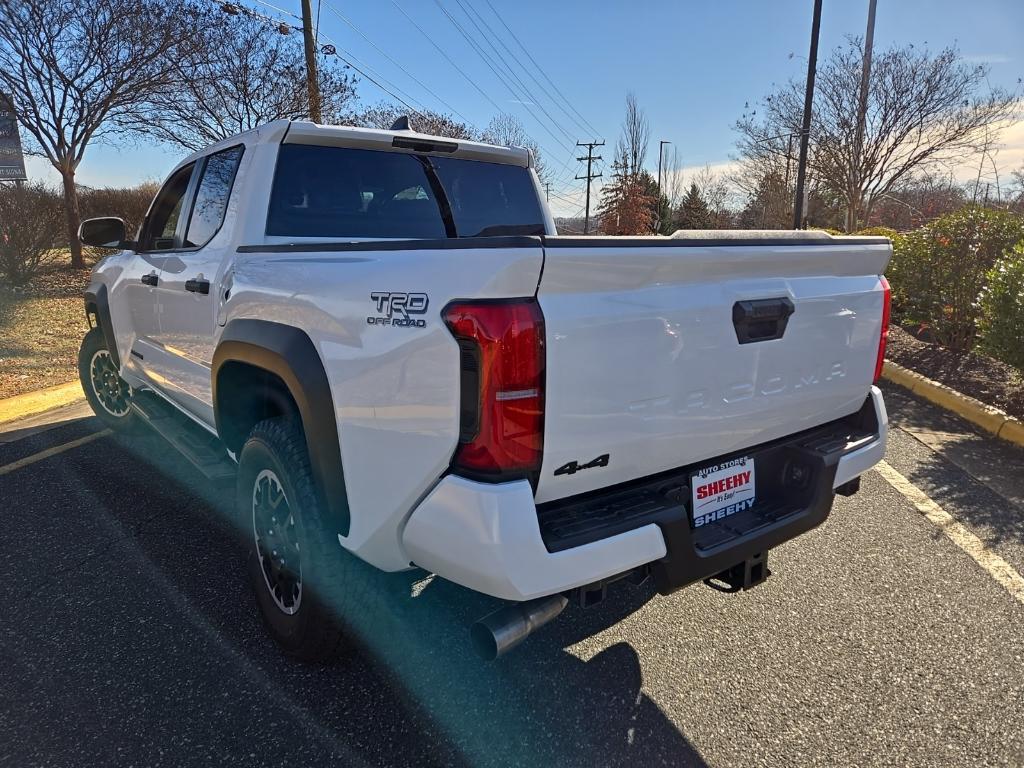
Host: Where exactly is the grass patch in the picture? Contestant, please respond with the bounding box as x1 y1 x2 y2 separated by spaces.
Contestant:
0 258 94 399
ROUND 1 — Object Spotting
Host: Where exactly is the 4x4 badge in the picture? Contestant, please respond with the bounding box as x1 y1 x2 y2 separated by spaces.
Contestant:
554 453 610 476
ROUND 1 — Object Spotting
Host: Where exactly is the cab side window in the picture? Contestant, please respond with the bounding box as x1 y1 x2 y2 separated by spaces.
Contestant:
140 163 195 251
184 146 244 248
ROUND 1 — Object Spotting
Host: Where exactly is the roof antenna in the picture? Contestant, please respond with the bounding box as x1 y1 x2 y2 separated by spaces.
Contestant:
390 115 414 132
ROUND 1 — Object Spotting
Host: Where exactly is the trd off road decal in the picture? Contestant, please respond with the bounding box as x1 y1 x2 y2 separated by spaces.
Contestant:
368 292 429 328
691 456 756 528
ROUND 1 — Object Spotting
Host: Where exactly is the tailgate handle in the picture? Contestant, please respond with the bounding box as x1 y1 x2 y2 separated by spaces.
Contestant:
732 297 795 344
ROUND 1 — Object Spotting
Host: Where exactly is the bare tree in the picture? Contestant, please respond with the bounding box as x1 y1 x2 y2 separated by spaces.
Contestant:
142 10 358 152
353 103 475 141
617 92 649 177
692 164 733 228
480 113 546 182
1010 166 1024 213
735 39 1019 231
0 0 202 268
663 148 685 206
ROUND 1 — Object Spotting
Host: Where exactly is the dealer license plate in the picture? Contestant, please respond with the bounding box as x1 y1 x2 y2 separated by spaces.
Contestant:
691 456 756 528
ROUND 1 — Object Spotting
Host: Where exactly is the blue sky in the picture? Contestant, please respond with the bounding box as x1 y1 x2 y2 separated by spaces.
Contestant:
26 0 1024 216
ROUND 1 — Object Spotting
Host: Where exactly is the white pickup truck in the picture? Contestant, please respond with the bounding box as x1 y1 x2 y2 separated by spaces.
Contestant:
78 119 891 660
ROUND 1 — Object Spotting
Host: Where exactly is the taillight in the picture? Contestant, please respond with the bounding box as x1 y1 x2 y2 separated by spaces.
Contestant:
874 275 891 383
443 299 545 478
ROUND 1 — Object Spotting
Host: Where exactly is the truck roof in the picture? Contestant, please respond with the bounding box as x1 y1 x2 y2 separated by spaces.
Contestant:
180 118 532 169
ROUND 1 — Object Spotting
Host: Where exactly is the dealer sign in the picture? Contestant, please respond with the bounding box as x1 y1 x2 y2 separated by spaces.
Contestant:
691 456 756 528
0 93 27 181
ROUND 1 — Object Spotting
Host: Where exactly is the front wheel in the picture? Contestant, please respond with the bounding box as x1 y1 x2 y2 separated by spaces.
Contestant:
78 327 143 433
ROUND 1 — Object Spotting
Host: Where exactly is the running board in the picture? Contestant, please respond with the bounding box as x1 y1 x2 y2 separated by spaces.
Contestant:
130 391 235 482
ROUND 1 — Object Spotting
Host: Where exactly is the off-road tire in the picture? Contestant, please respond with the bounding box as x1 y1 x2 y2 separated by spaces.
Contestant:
77 327 143 433
237 417 358 662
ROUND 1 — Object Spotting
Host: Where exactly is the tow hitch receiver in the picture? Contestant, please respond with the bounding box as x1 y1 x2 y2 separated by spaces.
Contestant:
703 551 770 593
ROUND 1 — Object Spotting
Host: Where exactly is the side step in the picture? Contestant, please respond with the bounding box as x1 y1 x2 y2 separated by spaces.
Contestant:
131 391 236 482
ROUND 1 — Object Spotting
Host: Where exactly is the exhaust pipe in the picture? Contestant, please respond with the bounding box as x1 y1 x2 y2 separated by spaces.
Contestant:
470 594 569 660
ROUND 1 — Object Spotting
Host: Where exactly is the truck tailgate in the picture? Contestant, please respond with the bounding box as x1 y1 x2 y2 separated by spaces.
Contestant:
534 235 891 504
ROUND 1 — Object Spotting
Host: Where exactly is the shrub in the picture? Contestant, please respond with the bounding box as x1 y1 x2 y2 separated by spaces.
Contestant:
0 181 63 286
887 206 1024 351
855 226 898 238
979 243 1024 370
79 182 159 245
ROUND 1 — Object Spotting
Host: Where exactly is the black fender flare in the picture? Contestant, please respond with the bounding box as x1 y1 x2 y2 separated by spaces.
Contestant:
212 319 350 536
83 281 120 369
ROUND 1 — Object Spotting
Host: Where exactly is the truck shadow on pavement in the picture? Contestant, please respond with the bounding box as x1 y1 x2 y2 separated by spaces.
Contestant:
883 385 1024 550
2 416 708 768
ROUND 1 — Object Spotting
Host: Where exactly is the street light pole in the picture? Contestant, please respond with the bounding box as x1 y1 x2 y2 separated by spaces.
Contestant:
792 0 823 230
849 0 878 231
656 139 671 232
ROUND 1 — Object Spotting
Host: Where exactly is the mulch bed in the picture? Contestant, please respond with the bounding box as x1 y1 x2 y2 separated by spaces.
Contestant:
886 325 1024 420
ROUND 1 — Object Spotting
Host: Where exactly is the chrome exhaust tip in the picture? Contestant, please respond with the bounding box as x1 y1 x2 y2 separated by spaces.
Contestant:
470 594 569 660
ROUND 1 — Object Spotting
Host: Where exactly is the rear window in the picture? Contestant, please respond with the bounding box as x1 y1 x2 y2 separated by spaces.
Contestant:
266 144 544 239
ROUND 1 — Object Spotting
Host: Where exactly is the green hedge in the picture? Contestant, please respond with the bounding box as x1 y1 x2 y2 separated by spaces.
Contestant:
979 243 1024 371
887 207 1024 351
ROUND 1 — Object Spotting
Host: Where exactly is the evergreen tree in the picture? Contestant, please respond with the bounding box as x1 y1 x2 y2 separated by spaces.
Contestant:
597 153 656 235
676 183 712 229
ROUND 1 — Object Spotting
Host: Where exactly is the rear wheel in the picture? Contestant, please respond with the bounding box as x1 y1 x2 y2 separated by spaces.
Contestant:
237 417 350 661
78 327 143 433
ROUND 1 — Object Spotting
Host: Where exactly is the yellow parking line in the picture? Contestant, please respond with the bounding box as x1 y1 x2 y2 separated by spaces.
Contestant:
0 429 112 477
876 460 1024 606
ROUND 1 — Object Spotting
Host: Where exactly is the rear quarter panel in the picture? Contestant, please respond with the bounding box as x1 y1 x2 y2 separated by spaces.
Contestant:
224 240 543 570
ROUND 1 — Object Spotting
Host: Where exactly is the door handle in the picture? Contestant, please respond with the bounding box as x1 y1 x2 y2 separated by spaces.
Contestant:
141 274 159 286
732 297 795 344
185 278 210 295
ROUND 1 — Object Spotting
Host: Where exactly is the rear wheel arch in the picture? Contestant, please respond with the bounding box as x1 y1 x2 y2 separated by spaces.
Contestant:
213 319 351 537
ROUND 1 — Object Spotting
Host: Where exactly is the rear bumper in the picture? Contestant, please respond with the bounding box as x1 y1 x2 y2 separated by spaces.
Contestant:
402 476 667 601
402 387 887 602
833 386 888 487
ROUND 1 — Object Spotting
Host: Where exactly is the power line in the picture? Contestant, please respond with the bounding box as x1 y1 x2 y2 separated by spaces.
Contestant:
430 0 580 186
450 0 576 144
460 0 592 140
318 32 429 116
481 0 600 139
208 0 300 30
322 1 471 122
248 0 301 19
207 0 427 119
431 0 574 154
388 0 577 185
389 0 507 118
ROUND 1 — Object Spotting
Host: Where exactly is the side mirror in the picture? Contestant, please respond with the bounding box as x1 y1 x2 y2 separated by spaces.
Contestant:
79 217 133 249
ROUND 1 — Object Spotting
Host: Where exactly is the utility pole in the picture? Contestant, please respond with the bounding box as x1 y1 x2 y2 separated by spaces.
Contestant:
300 0 322 123
792 0 823 230
656 139 671 233
849 0 878 231
576 140 604 235
544 182 551 202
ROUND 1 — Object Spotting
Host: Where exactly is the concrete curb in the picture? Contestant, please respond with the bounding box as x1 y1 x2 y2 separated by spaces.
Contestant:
0 381 85 426
881 360 1024 449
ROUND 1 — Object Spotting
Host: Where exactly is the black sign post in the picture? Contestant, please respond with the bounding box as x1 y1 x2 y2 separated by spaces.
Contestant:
0 93 27 182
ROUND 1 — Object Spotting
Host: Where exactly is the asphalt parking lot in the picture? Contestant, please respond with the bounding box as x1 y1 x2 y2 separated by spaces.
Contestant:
1 383 1022 768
